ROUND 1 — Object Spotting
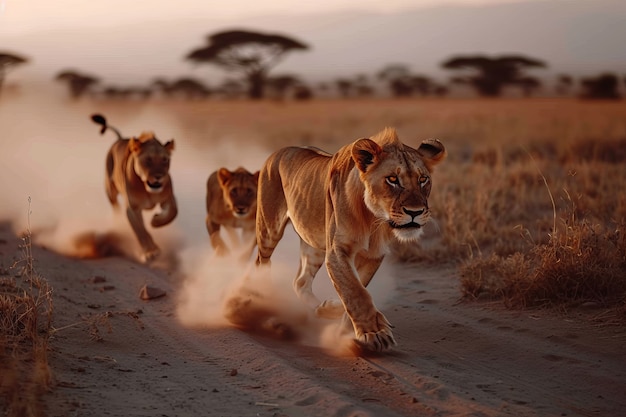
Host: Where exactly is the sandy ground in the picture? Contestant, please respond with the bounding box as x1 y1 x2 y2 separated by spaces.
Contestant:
1 222 625 417
2 95 625 416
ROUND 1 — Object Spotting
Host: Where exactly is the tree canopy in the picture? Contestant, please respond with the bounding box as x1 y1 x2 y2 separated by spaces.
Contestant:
0 52 29 96
580 73 621 100
55 70 100 99
186 29 309 99
442 54 547 97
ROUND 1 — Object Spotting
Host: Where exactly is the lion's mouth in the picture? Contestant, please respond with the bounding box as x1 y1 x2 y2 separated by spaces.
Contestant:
146 180 163 191
388 220 422 229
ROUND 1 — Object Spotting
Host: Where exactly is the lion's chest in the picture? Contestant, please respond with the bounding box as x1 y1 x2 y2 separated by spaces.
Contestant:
355 228 392 259
220 212 255 229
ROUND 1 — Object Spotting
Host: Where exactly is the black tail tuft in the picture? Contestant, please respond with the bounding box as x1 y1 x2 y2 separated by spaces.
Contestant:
91 113 125 140
91 114 107 135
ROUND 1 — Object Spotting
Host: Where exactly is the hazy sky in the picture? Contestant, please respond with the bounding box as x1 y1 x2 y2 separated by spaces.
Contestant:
1 0 623 87
0 0 548 35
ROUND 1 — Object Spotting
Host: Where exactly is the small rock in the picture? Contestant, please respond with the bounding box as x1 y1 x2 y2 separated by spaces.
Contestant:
230 369 238 376
139 285 166 300
91 276 107 284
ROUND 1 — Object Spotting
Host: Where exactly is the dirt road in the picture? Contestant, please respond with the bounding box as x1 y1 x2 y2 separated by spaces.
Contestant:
2 223 624 417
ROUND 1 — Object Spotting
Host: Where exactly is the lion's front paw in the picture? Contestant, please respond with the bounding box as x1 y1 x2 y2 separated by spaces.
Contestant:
315 299 345 319
353 311 396 352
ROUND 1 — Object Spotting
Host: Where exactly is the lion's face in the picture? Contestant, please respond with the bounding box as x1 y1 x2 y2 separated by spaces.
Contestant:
218 167 260 218
352 133 446 242
129 132 175 194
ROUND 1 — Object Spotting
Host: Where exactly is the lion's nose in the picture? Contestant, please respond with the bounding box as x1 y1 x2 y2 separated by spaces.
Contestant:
403 207 425 218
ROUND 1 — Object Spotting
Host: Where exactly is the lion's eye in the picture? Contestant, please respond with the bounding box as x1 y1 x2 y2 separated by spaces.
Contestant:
230 189 238 197
419 175 430 186
386 176 399 186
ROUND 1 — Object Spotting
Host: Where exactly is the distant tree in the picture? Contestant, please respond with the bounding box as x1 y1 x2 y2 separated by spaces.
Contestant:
335 78 355 98
411 75 437 96
216 78 245 99
152 78 173 97
433 85 449 97
353 74 374 97
293 85 313 101
186 29 309 100
516 76 542 97
0 52 28 96
580 73 621 100
555 74 573 96
377 64 412 97
441 54 547 97
267 74 302 100
55 70 99 99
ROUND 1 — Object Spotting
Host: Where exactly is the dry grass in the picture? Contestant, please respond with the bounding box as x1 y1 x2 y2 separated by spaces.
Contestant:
0 203 53 417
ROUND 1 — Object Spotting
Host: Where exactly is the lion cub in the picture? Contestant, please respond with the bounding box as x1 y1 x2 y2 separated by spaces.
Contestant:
205 167 259 259
91 114 178 263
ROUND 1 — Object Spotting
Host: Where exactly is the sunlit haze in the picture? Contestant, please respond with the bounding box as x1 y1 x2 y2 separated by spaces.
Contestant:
1 0 550 34
2 0 624 86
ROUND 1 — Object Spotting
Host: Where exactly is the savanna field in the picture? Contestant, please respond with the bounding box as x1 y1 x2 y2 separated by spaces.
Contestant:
2 95 626 416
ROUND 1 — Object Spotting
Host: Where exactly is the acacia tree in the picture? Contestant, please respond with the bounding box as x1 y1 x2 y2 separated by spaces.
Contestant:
0 52 29 96
55 70 100 99
186 29 309 99
377 64 413 97
377 64 440 97
266 74 302 100
580 73 621 100
442 54 547 97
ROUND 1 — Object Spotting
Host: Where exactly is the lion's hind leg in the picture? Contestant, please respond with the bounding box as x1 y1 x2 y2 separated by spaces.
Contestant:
255 166 289 266
293 241 325 311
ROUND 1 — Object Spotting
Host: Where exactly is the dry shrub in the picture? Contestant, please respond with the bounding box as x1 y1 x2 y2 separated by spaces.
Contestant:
0 230 53 417
460 209 626 309
459 252 530 301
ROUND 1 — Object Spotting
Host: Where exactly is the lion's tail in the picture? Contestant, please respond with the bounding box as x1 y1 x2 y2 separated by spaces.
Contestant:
91 113 125 141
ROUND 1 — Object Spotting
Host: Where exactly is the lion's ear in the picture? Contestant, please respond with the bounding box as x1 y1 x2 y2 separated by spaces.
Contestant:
164 139 175 152
418 139 446 169
352 138 382 173
217 168 231 186
128 137 142 154
253 170 260 183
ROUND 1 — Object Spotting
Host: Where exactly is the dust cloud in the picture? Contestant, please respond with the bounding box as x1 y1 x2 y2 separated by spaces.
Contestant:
1 92 398 355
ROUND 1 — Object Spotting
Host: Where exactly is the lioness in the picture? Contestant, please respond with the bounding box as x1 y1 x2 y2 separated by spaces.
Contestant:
91 114 178 263
205 167 259 258
255 128 445 352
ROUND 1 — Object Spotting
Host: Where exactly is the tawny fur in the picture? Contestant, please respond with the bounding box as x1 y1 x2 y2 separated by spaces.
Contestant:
205 167 259 259
104 130 177 263
255 128 445 352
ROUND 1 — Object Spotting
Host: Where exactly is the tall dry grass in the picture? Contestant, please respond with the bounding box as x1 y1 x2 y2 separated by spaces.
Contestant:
0 201 53 417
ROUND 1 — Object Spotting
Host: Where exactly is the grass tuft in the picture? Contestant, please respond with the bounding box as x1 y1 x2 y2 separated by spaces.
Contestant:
1 199 54 417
